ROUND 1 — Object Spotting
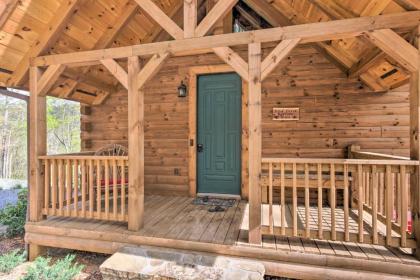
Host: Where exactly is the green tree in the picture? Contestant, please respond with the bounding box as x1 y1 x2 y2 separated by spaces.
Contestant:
0 94 80 180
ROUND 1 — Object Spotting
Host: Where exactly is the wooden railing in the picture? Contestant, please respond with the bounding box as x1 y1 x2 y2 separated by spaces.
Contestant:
39 155 128 222
261 158 419 248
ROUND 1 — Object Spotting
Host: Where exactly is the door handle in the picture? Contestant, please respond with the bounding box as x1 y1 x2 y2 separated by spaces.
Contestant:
197 144 204 153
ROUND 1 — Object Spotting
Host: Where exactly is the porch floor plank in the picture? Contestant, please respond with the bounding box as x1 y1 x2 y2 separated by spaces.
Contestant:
26 195 420 268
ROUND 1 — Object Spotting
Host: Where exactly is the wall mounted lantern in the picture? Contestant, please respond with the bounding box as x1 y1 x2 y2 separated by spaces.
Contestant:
178 80 187 97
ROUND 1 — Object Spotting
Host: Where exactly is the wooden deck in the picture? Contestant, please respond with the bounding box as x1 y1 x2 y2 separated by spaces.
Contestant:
26 195 420 279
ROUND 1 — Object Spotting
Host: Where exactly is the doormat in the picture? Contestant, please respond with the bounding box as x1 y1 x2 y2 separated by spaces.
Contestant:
192 196 236 208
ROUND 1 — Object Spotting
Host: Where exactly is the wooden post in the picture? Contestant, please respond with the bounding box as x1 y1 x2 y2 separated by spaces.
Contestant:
28 66 47 260
184 0 197 38
248 42 262 244
127 56 144 231
410 25 420 259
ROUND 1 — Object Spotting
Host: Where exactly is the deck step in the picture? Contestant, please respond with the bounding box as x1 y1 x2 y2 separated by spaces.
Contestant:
99 246 265 280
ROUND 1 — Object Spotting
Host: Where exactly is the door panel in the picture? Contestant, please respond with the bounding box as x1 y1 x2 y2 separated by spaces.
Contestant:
197 73 241 195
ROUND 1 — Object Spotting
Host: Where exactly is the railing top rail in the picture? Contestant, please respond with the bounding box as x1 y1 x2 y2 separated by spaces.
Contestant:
262 157 420 166
351 151 410 160
39 155 128 160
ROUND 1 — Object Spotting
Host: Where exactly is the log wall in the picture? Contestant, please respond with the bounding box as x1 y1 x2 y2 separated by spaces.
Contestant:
81 45 410 196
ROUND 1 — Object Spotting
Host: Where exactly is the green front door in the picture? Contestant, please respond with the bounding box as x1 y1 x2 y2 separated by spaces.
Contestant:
197 73 241 195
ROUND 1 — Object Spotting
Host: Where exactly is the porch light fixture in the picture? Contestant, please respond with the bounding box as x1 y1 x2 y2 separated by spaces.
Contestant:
178 80 187 97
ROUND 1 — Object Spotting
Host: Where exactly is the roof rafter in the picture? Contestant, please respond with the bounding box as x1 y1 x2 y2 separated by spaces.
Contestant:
0 0 19 30
393 0 420 10
195 0 238 37
365 29 418 73
133 0 184 40
30 11 420 67
308 0 395 91
8 0 85 87
55 0 138 102
242 0 352 73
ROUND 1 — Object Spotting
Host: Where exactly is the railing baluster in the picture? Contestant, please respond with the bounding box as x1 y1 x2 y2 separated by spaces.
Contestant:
280 162 285 235
105 159 110 219
58 159 64 216
51 159 57 216
73 159 79 217
344 164 349 242
44 159 49 214
89 159 94 218
358 164 364 243
304 163 310 238
258 158 415 250
330 163 336 241
397 172 402 225
379 172 384 215
113 159 118 219
372 165 378 244
81 160 86 218
317 163 323 239
66 159 71 216
268 162 273 234
386 165 392 246
292 162 297 237
400 165 407 247
120 159 126 219
37 155 128 222
96 159 102 218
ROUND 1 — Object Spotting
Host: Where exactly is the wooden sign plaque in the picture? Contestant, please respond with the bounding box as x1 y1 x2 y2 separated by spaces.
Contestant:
273 108 299 121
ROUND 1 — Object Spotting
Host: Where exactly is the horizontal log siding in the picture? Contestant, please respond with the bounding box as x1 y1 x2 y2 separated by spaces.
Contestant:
81 45 409 195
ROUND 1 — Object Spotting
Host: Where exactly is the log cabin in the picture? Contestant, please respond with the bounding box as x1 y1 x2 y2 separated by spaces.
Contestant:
2 0 420 278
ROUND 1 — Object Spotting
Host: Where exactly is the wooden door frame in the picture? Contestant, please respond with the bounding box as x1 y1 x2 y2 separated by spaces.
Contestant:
188 64 249 199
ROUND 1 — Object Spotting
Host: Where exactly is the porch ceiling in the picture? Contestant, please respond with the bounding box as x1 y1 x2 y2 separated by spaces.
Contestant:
0 0 417 105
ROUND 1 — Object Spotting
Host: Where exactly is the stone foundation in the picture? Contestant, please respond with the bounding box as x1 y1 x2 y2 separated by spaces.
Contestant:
100 246 265 280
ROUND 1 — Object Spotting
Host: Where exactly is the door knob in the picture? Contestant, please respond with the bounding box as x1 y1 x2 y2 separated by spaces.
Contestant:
197 144 204 152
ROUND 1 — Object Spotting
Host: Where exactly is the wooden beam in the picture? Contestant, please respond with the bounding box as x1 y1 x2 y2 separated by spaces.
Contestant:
0 0 19 30
307 0 356 19
37 64 66 97
248 42 262 244
308 0 392 90
242 0 351 73
136 52 170 90
348 49 386 78
0 87 29 102
100 59 128 90
261 38 300 81
195 0 237 37
8 0 84 87
31 11 420 67
212 47 249 81
245 1 347 74
127 56 144 231
394 0 420 10
133 0 183 39
56 1 138 100
184 0 197 38
365 29 418 72
410 25 420 260
266 1 354 69
235 5 263 30
29 66 46 223
242 0 291 27
360 0 393 16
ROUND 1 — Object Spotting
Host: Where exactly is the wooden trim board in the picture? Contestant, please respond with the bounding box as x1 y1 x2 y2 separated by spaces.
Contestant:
25 223 420 279
188 65 249 199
